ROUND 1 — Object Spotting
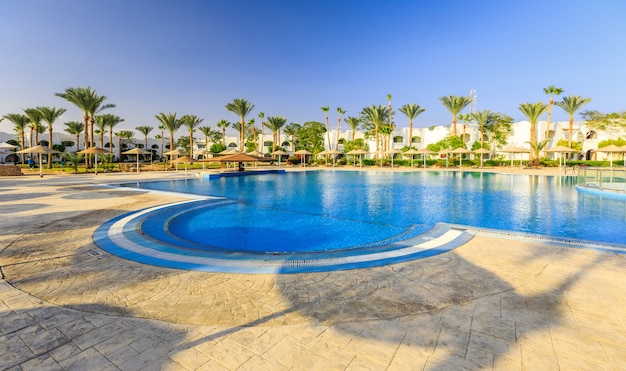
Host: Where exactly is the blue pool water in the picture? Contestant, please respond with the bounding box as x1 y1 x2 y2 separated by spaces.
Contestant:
121 171 626 251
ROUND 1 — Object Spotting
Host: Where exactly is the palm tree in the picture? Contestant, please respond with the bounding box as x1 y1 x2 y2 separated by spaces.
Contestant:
64 121 83 152
23 108 43 147
155 112 180 165
527 139 550 162
216 119 230 147
180 115 203 157
335 107 346 151
225 98 254 151
344 116 361 141
264 116 287 152
555 96 592 147
3 113 29 163
95 115 107 148
157 124 165 160
470 110 496 149
116 130 135 160
399 103 426 148
106 116 124 158
135 125 154 157
321 106 330 150
198 126 212 149
37 106 67 167
258 112 265 151
518 102 549 159
360 105 390 160
543 85 564 139
439 95 471 136
283 123 301 152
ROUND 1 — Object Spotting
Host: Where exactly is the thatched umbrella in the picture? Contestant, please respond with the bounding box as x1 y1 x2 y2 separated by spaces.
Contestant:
594 144 626 167
15 145 61 177
415 148 437 168
498 146 530 166
78 147 109 175
271 150 289 166
386 148 402 168
473 148 491 168
450 147 472 169
122 148 152 173
171 155 194 174
327 149 343 167
294 149 313 166
346 149 368 167
545 145 579 167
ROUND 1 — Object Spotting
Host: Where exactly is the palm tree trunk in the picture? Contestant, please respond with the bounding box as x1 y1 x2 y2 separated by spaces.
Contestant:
546 97 553 139
325 114 330 150
409 120 413 149
452 116 457 136
48 127 53 168
335 116 341 151
569 116 574 147
20 130 25 164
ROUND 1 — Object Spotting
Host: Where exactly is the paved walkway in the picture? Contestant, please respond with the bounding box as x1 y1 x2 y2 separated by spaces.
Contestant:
1 170 625 370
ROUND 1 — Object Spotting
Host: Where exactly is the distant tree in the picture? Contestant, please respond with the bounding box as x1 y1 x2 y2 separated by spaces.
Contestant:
258 112 265 150
180 115 203 156
360 105 390 159
321 106 330 150
116 130 135 160
283 123 302 151
154 112 180 165
344 116 361 141
426 135 465 152
485 113 514 155
335 107 346 150
209 142 227 154
399 103 426 149
343 138 369 153
518 102 549 159
23 108 43 148
543 85 564 136
225 98 254 151
555 96 592 147
64 121 84 151
439 95 471 136
470 110 497 150
580 110 626 139
106 115 124 158
264 116 287 152
63 152 84 173
3 113 29 163
216 119 230 147
298 121 326 153
37 106 67 167
136 125 154 160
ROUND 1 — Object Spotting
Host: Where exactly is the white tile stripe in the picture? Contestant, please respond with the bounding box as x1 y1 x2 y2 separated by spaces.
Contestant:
106 202 464 270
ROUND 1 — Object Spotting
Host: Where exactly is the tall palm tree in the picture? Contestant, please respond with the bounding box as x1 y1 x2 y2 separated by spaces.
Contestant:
95 115 107 148
360 105 390 160
225 98 254 151
264 116 287 152
344 116 361 141
543 85 564 139
155 112 180 165
283 123 301 152
258 112 265 151
23 108 43 147
37 106 67 167
180 115 203 157
3 113 29 163
106 116 124 158
470 110 496 149
399 103 426 148
64 121 83 152
216 119 230 147
335 107 346 150
116 130 135 160
135 125 154 152
518 102 549 158
321 106 330 150
157 124 165 159
555 95 592 147
439 95 471 136
198 126 212 149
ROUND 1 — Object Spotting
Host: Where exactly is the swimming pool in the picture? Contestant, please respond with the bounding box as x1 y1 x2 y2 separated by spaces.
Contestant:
95 170 626 273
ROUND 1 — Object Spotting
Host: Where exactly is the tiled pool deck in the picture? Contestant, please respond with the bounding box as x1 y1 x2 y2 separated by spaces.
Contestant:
1 169 626 370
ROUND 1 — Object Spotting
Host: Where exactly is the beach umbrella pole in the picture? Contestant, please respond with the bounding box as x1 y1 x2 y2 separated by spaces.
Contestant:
39 153 43 177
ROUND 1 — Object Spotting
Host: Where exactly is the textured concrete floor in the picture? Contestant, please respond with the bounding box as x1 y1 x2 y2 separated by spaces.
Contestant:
1 171 625 370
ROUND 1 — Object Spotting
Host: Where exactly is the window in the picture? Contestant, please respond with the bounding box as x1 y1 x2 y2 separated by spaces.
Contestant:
393 136 403 143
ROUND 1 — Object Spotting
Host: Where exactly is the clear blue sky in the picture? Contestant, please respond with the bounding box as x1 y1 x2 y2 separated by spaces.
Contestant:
1 0 625 137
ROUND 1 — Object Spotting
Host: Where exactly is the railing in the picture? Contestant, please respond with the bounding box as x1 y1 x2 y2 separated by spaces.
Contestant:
577 167 626 194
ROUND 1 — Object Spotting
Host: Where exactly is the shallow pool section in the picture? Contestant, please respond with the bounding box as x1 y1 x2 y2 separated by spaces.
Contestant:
94 199 474 273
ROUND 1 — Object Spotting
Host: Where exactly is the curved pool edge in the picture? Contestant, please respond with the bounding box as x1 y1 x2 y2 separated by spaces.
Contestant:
93 199 475 274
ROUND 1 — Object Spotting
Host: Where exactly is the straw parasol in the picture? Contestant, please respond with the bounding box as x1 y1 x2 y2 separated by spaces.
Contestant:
545 145 578 167
246 150 263 157
450 147 472 169
498 146 530 166
327 149 343 167
473 148 491 168
386 148 402 168
171 155 194 174
346 149 368 167
594 144 626 167
78 147 109 175
294 149 313 166
415 148 437 168
15 145 61 177
122 148 152 173
271 150 289 166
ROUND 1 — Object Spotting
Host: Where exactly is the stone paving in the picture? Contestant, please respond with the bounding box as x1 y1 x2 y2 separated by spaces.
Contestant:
1 170 626 370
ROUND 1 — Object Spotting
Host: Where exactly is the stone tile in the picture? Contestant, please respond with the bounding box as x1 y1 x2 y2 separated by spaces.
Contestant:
19 354 62 371
168 348 211 370
58 348 116 370
201 338 255 369
17 324 70 354
0 332 35 369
